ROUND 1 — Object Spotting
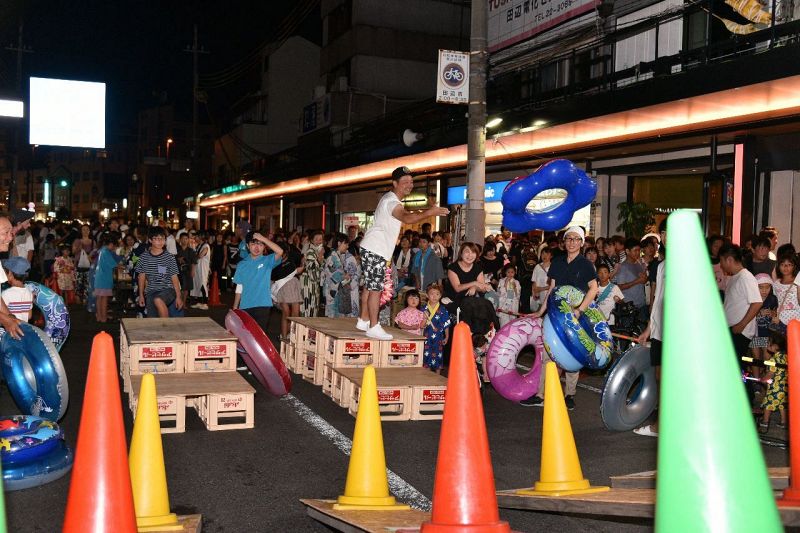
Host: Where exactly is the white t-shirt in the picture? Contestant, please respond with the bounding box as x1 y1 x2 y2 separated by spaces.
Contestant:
360 192 402 260
1 286 32 322
166 234 178 255
531 263 550 310
649 260 666 341
596 282 624 325
724 268 763 339
13 232 34 259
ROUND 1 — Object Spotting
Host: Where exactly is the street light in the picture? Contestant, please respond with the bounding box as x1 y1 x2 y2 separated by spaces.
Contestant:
166 138 173 160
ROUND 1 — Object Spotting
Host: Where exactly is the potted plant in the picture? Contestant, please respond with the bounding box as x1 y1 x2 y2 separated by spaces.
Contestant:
616 202 656 237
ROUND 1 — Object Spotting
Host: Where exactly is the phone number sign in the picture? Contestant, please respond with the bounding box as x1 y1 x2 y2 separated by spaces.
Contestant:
488 0 599 52
436 50 469 105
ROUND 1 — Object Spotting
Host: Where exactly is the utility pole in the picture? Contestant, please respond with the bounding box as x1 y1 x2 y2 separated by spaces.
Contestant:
465 0 487 243
5 21 33 212
183 25 208 173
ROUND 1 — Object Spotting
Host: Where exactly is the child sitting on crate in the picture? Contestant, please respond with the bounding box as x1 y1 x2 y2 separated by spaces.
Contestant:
1 257 33 322
421 283 451 374
760 330 788 433
394 289 426 335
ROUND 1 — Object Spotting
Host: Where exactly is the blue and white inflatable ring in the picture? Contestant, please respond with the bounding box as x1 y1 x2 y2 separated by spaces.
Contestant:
25 282 70 351
1 323 69 422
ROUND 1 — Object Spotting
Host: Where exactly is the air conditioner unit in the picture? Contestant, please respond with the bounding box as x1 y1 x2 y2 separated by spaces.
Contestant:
336 76 349 92
313 85 326 99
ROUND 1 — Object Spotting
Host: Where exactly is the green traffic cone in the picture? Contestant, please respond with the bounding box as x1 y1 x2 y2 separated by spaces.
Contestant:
0 459 7 533
656 211 782 532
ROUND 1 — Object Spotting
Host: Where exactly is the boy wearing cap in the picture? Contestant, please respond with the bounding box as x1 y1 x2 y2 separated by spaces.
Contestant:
1 257 33 322
522 226 597 410
356 166 450 340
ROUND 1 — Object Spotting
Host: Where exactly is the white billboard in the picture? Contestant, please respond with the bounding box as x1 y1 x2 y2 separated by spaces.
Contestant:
488 0 600 52
29 77 106 148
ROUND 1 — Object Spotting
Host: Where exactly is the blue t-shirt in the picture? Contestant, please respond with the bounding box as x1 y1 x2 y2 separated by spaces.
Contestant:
233 253 278 309
94 248 122 290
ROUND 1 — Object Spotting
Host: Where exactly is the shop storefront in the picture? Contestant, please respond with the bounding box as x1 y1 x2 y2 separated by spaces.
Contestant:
446 180 592 236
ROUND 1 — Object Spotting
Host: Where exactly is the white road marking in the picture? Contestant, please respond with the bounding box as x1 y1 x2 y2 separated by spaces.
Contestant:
282 394 433 511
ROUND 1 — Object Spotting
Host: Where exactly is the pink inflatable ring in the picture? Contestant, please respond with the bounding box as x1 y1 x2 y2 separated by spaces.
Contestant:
225 309 292 397
486 317 544 402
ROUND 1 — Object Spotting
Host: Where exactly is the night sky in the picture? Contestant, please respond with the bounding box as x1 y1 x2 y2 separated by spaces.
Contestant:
0 1 320 136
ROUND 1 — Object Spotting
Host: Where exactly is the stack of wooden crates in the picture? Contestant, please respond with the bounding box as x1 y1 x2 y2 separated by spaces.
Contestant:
281 317 447 422
120 317 255 433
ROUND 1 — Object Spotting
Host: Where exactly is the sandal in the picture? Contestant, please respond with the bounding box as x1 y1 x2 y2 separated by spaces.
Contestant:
633 425 658 437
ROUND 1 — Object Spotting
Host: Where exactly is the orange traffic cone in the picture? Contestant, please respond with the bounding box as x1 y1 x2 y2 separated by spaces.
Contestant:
208 273 222 307
421 322 511 532
63 332 137 533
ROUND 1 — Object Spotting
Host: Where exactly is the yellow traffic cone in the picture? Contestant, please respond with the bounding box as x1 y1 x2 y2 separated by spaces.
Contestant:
517 362 609 496
129 373 181 531
334 366 409 510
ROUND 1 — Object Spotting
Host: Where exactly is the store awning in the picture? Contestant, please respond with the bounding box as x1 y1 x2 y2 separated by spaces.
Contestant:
199 74 800 208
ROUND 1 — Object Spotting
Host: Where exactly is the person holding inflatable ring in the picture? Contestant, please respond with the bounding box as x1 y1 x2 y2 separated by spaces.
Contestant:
520 226 597 410
0 215 24 340
633 218 667 438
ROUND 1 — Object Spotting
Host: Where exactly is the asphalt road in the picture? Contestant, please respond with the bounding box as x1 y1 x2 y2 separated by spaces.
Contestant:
3 297 790 532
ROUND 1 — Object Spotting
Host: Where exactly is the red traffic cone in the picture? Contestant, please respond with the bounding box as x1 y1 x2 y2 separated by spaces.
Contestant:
421 322 511 532
63 332 137 533
208 273 222 307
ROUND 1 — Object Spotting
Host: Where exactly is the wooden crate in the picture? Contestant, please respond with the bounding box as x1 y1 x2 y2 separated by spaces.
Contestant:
288 319 307 348
335 368 415 422
410 385 447 420
130 395 187 434
185 340 237 372
378 339 424 368
129 342 186 375
129 372 256 433
194 391 254 431
302 349 325 385
322 363 335 396
326 336 375 367
331 369 350 407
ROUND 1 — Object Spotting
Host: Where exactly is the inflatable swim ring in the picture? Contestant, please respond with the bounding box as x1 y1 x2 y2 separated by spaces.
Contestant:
1 323 69 421
600 344 658 431
545 285 612 369
3 439 73 491
501 159 597 233
542 315 583 372
0 415 63 464
225 309 291 397
486 317 544 402
25 282 70 351
85 263 97 314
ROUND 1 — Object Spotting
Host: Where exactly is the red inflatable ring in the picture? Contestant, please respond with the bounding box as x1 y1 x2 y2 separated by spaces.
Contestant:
225 309 292 397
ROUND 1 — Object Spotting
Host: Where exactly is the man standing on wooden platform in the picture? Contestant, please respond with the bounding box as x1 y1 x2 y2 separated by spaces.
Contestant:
356 166 449 340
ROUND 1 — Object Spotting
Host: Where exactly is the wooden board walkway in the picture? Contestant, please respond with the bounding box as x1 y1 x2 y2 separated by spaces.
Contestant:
496 486 800 526
609 467 790 490
301 499 428 532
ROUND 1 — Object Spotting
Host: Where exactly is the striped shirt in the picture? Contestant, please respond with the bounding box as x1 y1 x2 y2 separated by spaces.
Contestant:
134 249 179 294
1 286 33 322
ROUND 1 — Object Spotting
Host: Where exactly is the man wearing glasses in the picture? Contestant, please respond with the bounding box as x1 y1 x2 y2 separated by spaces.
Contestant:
521 226 597 410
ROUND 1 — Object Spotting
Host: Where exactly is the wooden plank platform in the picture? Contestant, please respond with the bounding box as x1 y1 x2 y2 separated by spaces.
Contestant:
496 487 800 526
334 368 447 387
609 467 790 490
289 317 424 341
122 317 236 344
301 499 428 532
130 372 255 396
146 513 202 532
